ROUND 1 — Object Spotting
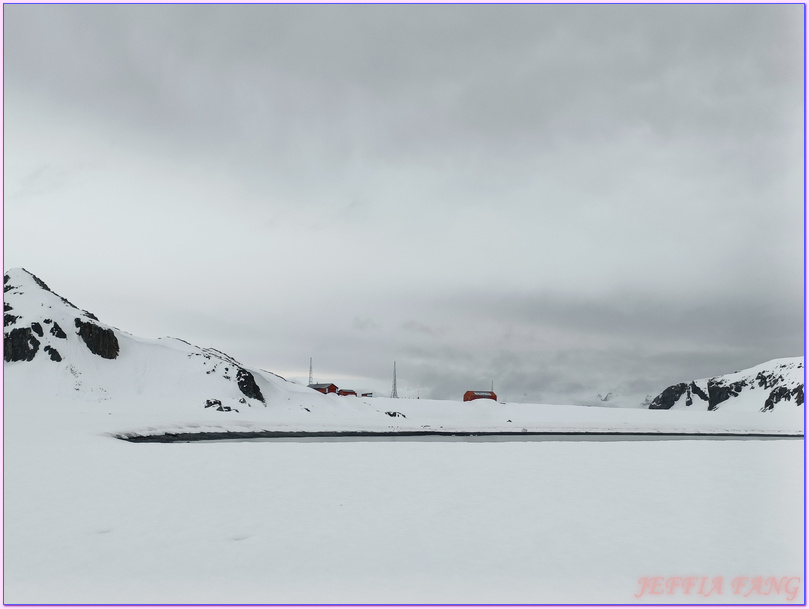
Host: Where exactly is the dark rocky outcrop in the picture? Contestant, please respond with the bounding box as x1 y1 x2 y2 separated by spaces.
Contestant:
44 345 63 362
4 314 19 327
690 382 709 403
648 383 689 410
649 359 803 412
385 411 406 418
4 302 12 312
706 379 748 411
756 371 784 390
204 398 238 412
763 385 804 412
30 322 43 337
4 327 40 362
27 271 51 292
50 322 66 339
651 377 757 411
236 368 265 403
74 318 119 359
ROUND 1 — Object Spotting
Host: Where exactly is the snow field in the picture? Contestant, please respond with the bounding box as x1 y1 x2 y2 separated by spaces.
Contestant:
3 429 804 604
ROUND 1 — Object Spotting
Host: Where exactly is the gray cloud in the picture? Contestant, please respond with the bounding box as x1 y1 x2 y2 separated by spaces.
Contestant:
3 4 803 407
444 289 802 353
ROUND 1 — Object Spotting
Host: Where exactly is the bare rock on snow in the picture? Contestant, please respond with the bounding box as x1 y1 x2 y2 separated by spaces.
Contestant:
236 368 265 403
648 358 804 413
4 327 41 362
74 318 119 360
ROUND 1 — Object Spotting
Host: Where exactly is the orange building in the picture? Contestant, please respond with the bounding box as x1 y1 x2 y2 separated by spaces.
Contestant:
463 390 497 402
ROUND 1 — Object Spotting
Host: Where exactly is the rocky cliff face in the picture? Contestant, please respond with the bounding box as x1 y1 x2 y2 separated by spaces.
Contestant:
3 268 267 411
648 357 804 413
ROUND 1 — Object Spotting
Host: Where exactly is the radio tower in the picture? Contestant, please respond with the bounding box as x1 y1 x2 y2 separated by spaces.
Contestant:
309 357 313 386
390 361 399 398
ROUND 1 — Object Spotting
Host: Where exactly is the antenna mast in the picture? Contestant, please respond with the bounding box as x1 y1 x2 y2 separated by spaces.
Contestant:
309 357 313 385
390 361 399 398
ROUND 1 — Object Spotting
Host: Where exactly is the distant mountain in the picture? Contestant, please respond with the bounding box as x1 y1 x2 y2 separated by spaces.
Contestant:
648 357 804 413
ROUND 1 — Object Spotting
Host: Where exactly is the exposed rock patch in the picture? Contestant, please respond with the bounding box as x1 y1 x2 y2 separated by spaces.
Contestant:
74 318 119 359
649 359 804 412
29 272 51 292
50 322 67 339
4 314 19 327
648 383 689 410
4 327 40 362
690 382 709 403
236 368 265 403
204 398 238 412
44 345 63 362
707 379 748 411
763 386 804 412
30 322 43 337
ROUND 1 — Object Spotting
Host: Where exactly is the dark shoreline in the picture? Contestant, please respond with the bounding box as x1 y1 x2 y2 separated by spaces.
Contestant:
116 429 805 443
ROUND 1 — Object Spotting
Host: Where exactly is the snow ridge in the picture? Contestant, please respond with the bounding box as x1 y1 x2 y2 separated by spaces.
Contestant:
648 357 805 413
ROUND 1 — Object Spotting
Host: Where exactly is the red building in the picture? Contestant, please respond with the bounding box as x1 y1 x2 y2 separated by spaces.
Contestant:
338 389 358 397
463 390 497 402
309 383 338 394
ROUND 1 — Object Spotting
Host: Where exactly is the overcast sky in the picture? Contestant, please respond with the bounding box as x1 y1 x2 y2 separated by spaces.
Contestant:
3 4 804 406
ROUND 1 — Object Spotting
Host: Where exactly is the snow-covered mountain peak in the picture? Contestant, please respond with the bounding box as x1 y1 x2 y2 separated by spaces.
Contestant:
648 356 804 413
4 267 111 363
4 268 267 412
5 267 95 317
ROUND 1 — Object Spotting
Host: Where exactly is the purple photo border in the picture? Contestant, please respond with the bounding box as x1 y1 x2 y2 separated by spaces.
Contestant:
0 2 806 608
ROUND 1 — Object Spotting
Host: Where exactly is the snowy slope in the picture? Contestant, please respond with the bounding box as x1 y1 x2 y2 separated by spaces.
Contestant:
648 358 805 413
3 267 273 413
3 267 804 437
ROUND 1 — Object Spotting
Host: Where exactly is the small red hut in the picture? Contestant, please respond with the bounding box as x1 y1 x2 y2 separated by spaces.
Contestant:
309 383 339 395
463 390 497 402
338 389 358 397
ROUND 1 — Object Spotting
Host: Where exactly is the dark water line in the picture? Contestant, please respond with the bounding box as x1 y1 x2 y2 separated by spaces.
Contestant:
116 430 804 443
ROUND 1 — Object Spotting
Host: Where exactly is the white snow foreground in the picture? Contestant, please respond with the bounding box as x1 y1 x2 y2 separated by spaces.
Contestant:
3 268 805 604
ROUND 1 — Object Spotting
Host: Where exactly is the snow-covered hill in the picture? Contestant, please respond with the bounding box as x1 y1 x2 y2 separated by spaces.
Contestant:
648 357 804 413
4 267 270 412
3 267 804 437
